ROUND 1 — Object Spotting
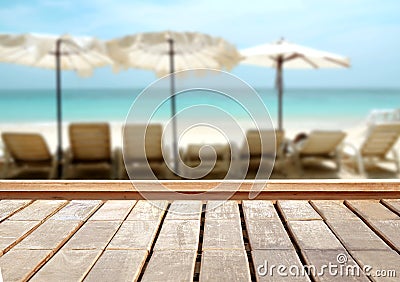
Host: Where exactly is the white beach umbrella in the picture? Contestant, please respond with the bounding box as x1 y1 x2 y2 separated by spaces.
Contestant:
241 38 350 130
0 33 112 177
107 31 242 172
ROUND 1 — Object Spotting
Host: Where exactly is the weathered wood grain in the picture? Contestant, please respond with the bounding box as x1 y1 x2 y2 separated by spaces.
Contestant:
141 250 197 282
345 200 399 221
166 201 203 220
89 200 136 221
0 199 32 221
126 200 168 221
84 250 147 282
7 200 67 221
200 250 251 281
277 201 322 221
286 221 345 250
202 218 244 250
107 220 161 250
154 220 200 251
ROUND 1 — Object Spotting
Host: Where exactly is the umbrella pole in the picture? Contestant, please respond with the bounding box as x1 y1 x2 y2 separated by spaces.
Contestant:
55 39 63 179
276 56 284 131
168 38 179 174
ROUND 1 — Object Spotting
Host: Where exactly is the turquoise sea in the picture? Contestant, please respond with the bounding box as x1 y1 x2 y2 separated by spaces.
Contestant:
0 88 398 126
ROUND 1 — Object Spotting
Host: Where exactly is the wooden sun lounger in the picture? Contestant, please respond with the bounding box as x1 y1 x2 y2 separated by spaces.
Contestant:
0 180 399 281
1 133 56 179
64 123 117 179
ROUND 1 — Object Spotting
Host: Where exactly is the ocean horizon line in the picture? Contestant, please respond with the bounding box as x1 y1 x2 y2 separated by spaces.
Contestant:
0 86 400 91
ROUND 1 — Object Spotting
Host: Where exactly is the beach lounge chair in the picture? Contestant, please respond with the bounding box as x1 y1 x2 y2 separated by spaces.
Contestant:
346 123 400 174
64 123 116 179
181 143 231 179
120 124 167 179
239 130 286 178
293 130 346 171
1 133 56 179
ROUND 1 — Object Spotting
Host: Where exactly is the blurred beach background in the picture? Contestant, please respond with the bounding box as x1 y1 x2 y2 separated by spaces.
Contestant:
0 0 399 179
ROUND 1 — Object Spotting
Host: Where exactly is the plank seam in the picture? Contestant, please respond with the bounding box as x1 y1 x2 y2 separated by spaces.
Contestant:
0 200 34 223
81 200 139 281
343 200 400 255
192 203 205 282
25 200 105 281
274 202 315 282
309 200 375 282
136 202 171 282
380 199 400 217
1 200 70 257
238 203 257 282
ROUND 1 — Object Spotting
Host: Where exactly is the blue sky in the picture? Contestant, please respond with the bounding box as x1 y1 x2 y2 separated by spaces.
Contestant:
0 0 399 89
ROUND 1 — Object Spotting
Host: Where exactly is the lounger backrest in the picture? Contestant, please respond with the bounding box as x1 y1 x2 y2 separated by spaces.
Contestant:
299 131 346 155
123 124 163 162
243 130 284 157
2 133 52 163
69 123 111 162
185 144 230 163
361 123 400 157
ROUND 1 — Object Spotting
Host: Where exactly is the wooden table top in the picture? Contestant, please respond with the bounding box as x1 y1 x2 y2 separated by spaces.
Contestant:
1 195 399 281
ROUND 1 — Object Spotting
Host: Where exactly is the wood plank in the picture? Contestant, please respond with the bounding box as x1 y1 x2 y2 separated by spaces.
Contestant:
29 250 101 282
50 200 102 221
62 221 121 250
2 180 400 200
84 250 147 282
14 220 82 250
245 219 294 250
277 200 322 221
1 200 103 256
345 200 399 220
205 200 240 220
141 250 197 282
200 250 251 281
318 219 391 251
252 250 310 281
126 200 168 221
89 200 136 221
107 220 161 250
0 220 38 256
369 220 400 251
166 201 203 220
154 220 200 251
0 198 101 281
300 250 369 281
344 201 400 251
0 200 32 221
310 201 359 221
0 249 50 281
7 200 67 221
350 250 400 282
242 200 280 220
382 199 400 215
202 218 244 250
286 221 345 250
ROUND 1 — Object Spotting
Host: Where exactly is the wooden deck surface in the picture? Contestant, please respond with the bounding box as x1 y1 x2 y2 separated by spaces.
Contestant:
1 197 399 281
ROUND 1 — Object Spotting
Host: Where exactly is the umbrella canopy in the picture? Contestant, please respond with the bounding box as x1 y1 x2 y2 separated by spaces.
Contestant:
107 31 241 77
107 31 242 173
241 38 350 130
0 33 112 177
